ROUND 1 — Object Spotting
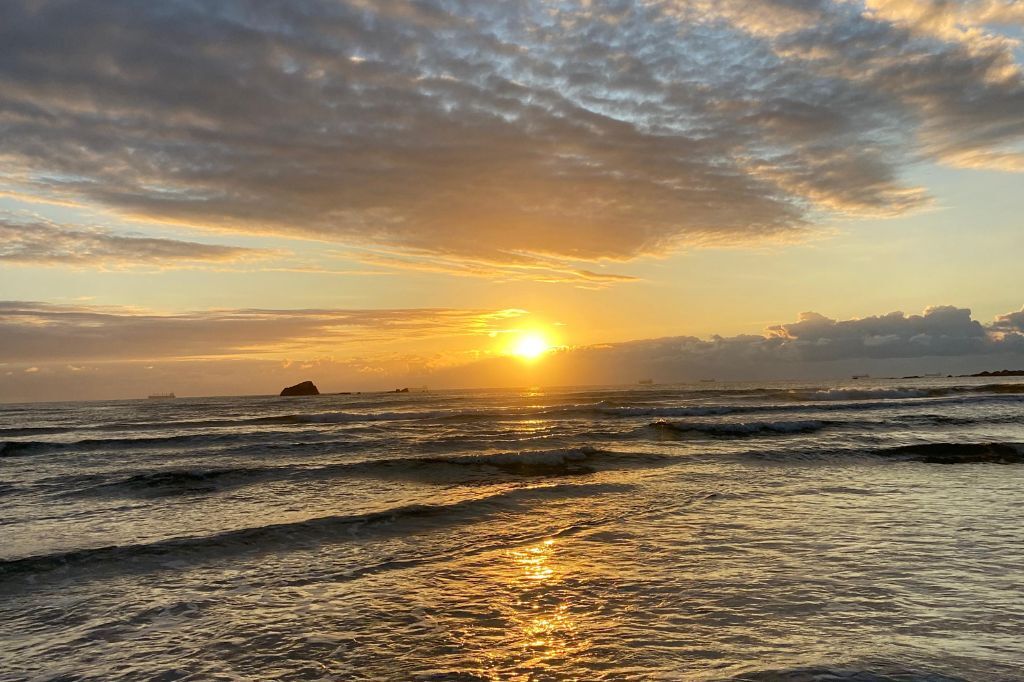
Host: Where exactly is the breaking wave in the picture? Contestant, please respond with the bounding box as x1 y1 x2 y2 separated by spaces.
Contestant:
790 388 932 401
784 383 1024 402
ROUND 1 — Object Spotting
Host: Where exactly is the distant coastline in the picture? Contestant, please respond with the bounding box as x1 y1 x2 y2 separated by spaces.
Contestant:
960 369 1024 377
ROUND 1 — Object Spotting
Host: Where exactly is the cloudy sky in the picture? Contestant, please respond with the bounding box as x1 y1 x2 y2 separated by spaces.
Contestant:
1 0 1023 400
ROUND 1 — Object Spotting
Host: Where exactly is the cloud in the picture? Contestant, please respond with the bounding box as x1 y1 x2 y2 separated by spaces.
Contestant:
605 304 1024 373
438 304 1024 387
0 0 1021 266
762 305 995 359
991 306 1024 332
863 0 1024 47
338 247 641 287
0 217 265 267
0 301 527 364
3 301 1024 401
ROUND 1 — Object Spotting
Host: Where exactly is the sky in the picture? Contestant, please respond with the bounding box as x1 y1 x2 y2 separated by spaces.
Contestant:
1 0 1023 401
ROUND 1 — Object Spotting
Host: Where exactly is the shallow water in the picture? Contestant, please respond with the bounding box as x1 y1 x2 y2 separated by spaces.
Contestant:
2 378 1023 680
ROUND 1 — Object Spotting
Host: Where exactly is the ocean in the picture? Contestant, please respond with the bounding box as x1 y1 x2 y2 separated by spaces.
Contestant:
1 378 1023 681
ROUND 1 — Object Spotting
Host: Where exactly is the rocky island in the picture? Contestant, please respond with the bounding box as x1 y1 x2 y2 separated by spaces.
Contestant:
279 380 320 396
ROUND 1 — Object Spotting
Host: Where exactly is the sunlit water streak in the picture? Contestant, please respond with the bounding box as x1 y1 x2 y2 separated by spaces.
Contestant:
1 378 1023 680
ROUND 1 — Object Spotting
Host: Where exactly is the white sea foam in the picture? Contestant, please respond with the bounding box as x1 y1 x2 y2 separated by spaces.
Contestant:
793 388 932 401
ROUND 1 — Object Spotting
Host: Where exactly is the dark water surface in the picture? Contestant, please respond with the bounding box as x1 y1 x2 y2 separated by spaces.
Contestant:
2 379 1023 680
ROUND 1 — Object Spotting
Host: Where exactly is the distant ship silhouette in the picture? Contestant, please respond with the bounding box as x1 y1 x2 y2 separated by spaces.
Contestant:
147 392 176 399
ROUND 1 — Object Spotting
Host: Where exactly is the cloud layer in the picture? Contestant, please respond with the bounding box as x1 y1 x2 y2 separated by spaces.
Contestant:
1 1 1022 265
0 218 263 266
0 301 526 363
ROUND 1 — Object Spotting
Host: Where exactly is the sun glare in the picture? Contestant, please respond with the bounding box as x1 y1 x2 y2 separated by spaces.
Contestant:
512 332 551 361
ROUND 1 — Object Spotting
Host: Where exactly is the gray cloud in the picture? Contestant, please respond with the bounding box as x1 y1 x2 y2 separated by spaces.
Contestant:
439 304 1024 387
579 305 1024 378
763 305 995 360
991 306 1024 332
0 1 1021 265
0 218 263 266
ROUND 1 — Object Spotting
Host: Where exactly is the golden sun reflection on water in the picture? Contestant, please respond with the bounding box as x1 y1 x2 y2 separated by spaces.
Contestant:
507 539 581 663
511 539 557 582
507 418 549 435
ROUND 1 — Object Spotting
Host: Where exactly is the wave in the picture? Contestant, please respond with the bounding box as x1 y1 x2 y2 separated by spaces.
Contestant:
729 665 967 681
0 482 630 579
791 388 932 401
976 382 1024 394
293 387 1024 423
0 408 892 459
0 425 72 437
274 403 745 425
0 407 548 434
0 413 332 439
415 445 671 476
106 414 309 430
281 410 428 423
876 441 1024 464
69 447 667 498
0 430 321 457
739 441 1024 465
643 412 1014 440
0 441 46 457
563 382 1023 406
649 419 827 437
296 403 641 423
6 383 1019 449
88 467 267 496
1 434 222 457
785 383 1024 402
596 405 737 417
0 482 21 498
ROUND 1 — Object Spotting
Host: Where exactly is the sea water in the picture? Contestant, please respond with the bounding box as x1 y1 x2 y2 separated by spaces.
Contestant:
1 378 1023 680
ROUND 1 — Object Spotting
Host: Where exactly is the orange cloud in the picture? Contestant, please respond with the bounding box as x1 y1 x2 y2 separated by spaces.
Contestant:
0 302 529 364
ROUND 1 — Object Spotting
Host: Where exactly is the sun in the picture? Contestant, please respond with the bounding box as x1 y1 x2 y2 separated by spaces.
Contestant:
512 332 551 361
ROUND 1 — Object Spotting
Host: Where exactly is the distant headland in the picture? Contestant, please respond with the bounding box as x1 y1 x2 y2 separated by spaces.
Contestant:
961 369 1024 377
898 369 1024 379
